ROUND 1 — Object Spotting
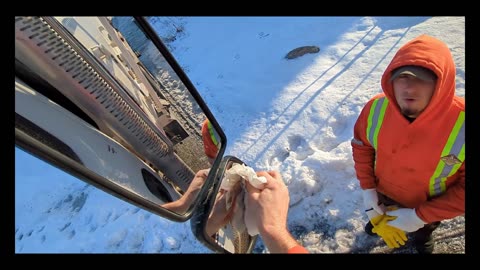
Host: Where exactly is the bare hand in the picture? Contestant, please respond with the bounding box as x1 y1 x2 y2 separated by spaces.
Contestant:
245 171 289 235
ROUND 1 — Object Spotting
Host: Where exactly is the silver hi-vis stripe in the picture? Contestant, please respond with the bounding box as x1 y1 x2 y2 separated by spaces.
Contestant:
429 111 465 197
366 97 389 149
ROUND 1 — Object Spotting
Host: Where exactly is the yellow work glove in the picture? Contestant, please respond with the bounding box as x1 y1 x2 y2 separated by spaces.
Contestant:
369 214 385 227
372 215 408 249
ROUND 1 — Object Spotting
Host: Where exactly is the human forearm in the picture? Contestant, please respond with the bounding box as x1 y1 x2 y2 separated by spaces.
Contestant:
351 109 378 189
245 171 308 253
260 225 304 253
162 197 189 213
163 169 209 213
351 141 376 189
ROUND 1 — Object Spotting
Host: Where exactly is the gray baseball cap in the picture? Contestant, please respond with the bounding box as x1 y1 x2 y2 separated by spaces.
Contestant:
390 65 437 82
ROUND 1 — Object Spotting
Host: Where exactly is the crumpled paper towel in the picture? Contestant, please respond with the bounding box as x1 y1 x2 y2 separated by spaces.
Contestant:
219 163 267 236
221 163 266 190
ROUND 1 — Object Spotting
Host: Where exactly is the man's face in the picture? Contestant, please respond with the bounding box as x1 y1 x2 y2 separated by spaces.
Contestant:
393 74 436 118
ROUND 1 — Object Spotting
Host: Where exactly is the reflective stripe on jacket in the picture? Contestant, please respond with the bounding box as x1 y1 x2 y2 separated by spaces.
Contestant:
365 97 465 198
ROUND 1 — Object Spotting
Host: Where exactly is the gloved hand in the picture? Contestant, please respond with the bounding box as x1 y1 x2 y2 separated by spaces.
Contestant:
367 204 397 221
369 214 385 227
362 188 385 215
365 207 383 222
372 215 408 248
386 208 426 232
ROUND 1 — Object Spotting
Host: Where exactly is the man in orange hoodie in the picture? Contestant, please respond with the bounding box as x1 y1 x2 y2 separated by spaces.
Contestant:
351 35 464 254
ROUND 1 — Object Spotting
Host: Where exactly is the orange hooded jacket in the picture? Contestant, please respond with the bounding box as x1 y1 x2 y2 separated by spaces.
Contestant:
202 119 220 159
351 35 465 223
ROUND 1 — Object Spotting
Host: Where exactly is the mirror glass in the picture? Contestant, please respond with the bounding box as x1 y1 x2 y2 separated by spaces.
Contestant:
196 157 258 253
15 16 223 219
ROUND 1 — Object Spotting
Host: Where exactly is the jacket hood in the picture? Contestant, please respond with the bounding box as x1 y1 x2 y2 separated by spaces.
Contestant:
381 34 457 120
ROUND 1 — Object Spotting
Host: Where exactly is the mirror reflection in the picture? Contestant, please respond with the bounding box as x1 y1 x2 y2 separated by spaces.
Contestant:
110 17 223 213
15 16 221 217
68 16 223 212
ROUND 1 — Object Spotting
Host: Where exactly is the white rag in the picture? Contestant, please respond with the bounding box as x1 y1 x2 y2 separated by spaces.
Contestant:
219 163 267 236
